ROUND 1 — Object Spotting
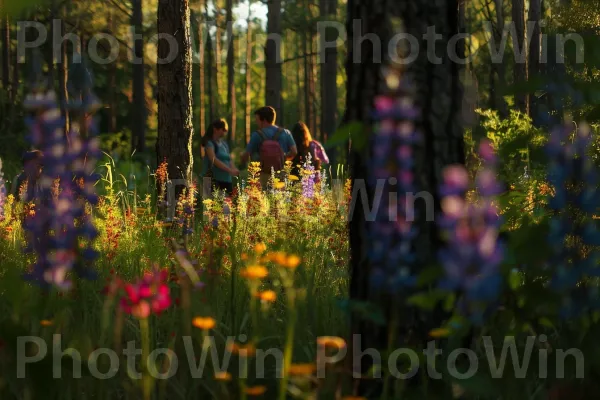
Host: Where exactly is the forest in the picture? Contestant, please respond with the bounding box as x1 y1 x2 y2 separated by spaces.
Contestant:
0 0 600 399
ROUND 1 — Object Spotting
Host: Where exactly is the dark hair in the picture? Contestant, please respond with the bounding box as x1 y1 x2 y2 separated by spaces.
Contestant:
201 119 228 147
254 106 276 124
291 122 313 159
22 150 44 165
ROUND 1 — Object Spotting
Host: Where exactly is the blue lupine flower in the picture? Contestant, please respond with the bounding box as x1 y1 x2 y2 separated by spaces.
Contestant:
301 154 316 199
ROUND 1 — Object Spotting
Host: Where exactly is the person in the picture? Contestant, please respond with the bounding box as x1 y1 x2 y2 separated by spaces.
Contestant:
201 119 239 196
13 150 44 201
291 121 330 180
241 106 297 188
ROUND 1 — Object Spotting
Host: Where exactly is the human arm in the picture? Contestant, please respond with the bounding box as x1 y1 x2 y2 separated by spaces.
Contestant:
205 145 238 176
285 145 298 161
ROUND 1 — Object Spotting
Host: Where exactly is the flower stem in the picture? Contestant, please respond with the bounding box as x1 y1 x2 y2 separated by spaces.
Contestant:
139 318 152 400
278 291 297 400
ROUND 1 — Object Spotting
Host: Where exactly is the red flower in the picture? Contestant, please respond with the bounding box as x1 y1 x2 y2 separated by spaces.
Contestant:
120 267 172 319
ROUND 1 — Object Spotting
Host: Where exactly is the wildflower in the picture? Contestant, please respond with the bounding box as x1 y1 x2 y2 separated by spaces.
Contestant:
120 266 172 319
288 363 316 376
274 181 285 190
244 386 267 396
254 242 267 255
284 255 301 269
288 175 299 181
428 328 451 338
317 336 346 350
241 253 249 261
214 372 232 381
192 317 216 330
227 342 256 357
256 290 277 303
266 251 287 265
40 319 53 327
240 265 268 280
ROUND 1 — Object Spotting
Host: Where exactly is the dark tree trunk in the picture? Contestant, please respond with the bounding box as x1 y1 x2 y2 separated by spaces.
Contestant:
492 0 508 117
346 0 464 395
320 0 338 143
226 0 236 146
528 0 541 120
265 0 282 116
512 0 528 114
214 3 222 117
197 6 206 154
1 6 10 95
205 3 216 122
157 0 195 191
132 0 146 153
303 28 315 135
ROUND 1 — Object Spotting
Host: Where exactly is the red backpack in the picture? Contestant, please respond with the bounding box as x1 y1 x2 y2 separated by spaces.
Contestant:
257 128 285 174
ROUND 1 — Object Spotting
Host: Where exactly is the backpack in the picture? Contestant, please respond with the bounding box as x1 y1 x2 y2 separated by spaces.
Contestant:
257 128 285 174
309 140 329 164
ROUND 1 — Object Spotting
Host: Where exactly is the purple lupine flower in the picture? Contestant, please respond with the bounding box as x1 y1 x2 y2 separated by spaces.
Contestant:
0 158 5 221
437 139 504 315
22 85 100 290
301 154 316 199
367 70 420 292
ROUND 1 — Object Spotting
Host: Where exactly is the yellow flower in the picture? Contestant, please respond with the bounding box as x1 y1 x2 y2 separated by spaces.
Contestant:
317 336 346 350
254 242 267 255
266 251 287 265
40 320 53 327
202 199 214 206
288 175 299 181
227 342 256 357
257 290 277 303
192 317 216 330
240 265 268 280
214 371 232 381
244 386 267 396
428 328 451 338
284 255 301 269
288 363 316 376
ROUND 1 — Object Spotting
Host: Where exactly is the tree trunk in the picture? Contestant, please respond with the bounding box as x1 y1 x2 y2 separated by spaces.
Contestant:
493 0 508 116
132 0 146 154
226 0 236 146
346 0 464 395
197 6 206 154
303 29 315 135
157 0 195 192
512 0 528 114
205 3 216 122
1 6 10 94
214 3 222 117
528 0 541 120
108 11 118 133
265 0 282 116
320 0 338 143
244 6 253 145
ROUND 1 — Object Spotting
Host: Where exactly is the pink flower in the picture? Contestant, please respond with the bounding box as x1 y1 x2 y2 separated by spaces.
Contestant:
120 267 172 319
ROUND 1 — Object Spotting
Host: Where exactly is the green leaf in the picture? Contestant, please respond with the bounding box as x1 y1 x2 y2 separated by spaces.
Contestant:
325 121 366 150
407 290 447 311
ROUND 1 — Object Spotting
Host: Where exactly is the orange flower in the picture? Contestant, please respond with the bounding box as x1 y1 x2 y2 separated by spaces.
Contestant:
240 265 268 280
317 336 346 350
288 363 316 376
256 290 277 303
214 371 232 381
241 253 249 261
428 328 450 338
266 251 287 265
40 320 53 327
244 386 267 396
192 317 216 330
284 255 301 269
254 242 267 254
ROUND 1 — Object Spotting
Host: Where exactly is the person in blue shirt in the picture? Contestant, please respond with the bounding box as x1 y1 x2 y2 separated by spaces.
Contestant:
201 119 239 196
240 106 297 188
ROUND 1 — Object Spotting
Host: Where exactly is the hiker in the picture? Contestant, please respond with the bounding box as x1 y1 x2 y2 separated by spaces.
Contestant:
291 121 329 181
240 106 297 189
201 118 239 196
13 150 44 201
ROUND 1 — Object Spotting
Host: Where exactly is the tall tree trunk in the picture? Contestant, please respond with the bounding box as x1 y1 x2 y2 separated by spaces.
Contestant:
1 6 10 95
528 0 541 120
320 0 338 143
265 0 282 116
244 6 253 145
132 0 146 153
205 4 216 122
226 0 236 146
492 0 507 116
197 6 206 155
214 3 222 117
346 0 464 395
512 0 528 114
157 0 195 193
303 29 315 135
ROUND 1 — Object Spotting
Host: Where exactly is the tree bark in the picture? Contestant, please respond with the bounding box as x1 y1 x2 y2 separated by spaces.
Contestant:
346 0 464 395
205 3 216 122
320 0 338 143
244 6 253 145
131 0 146 153
157 0 195 192
226 0 236 146
197 6 206 153
528 0 541 120
512 0 528 114
303 27 315 135
1 6 10 95
265 0 282 116
214 3 222 117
